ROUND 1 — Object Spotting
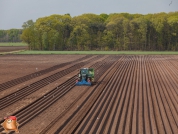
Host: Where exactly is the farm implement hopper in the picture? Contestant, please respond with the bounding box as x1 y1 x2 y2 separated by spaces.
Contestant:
75 68 94 86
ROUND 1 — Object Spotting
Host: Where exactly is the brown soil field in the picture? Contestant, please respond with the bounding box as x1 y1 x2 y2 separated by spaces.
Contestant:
0 54 177 134
0 46 28 53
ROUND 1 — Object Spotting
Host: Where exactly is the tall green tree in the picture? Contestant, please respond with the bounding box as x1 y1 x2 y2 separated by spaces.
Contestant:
21 20 36 49
21 12 178 51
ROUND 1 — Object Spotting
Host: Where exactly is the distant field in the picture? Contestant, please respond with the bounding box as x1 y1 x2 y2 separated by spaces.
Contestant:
15 50 178 55
0 42 27 46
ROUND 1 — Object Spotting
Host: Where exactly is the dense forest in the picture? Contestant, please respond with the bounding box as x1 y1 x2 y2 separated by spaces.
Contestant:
3 12 178 51
0 29 22 42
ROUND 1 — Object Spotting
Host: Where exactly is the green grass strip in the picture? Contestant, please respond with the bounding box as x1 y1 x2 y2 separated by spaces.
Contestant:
0 42 27 46
15 50 178 55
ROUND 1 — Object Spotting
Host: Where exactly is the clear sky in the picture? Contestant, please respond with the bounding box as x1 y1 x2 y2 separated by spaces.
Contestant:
0 0 177 30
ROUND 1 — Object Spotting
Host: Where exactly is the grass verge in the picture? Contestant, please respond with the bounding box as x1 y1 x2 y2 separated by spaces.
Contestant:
14 50 178 55
0 42 27 46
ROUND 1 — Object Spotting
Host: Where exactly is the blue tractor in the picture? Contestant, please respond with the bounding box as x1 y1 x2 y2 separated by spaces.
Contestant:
75 68 94 86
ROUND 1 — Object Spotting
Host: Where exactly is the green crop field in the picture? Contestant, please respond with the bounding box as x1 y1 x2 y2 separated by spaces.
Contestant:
0 42 27 46
15 50 178 55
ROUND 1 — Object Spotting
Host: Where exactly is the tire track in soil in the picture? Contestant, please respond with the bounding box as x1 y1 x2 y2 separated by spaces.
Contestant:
148 56 177 133
148 56 171 134
138 56 144 134
52 56 134 134
165 56 178 71
0 55 102 126
39 56 124 134
151 56 178 132
0 55 118 133
131 56 141 134
76 56 132 134
124 56 139 134
1 55 177 134
95 56 134 134
109 56 136 134
159 56 178 81
114 56 136 134
158 57 178 108
144 55 157 134
0 55 90 92
157 56 178 96
0 55 100 110
51 55 178 134
44 56 121 134
146 56 165 134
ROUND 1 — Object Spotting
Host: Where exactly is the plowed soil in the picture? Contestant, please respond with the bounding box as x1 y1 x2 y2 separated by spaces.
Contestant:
0 54 177 134
0 46 27 53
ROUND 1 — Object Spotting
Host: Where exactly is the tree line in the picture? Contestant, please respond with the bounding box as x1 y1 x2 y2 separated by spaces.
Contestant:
0 29 22 42
20 12 178 51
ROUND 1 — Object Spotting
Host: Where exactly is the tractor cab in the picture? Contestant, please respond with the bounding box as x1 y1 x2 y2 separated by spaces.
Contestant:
75 68 94 86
